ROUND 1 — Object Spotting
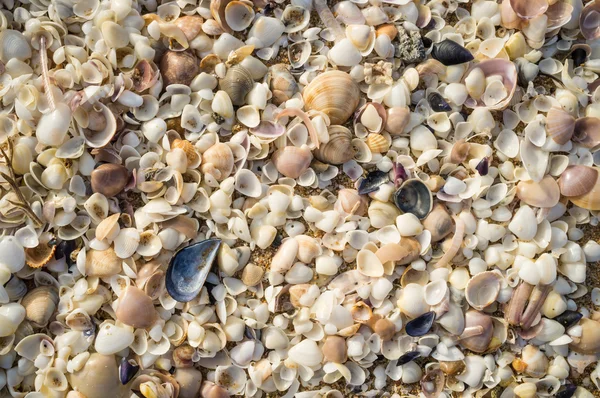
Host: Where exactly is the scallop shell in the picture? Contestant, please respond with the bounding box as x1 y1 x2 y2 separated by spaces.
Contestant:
313 126 355 165
558 165 598 197
219 65 254 106
303 71 361 125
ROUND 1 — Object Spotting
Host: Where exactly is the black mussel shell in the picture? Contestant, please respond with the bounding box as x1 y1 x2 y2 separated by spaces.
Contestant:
475 157 489 176
554 310 582 329
431 39 474 66
393 179 433 219
358 170 390 195
397 350 421 366
55 239 79 265
166 239 221 302
422 37 433 48
428 92 451 112
119 357 139 384
406 311 436 337
570 48 587 68
556 384 577 398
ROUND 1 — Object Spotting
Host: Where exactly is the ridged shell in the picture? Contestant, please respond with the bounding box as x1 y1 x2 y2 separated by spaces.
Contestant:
313 126 355 165
160 51 199 87
570 167 600 210
558 165 598 197
366 134 389 153
201 143 234 181
25 234 56 268
0 30 32 63
91 164 129 198
172 139 200 167
21 286 58 327
303 71 360 125
219 65 254 106
546 107 575 144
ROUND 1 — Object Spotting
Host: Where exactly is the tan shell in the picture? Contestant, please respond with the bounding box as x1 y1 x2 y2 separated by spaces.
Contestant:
85 248 122 277
269 64 298 105
201 143 234 181
376 24 398 40
210 0 234 33
271 146 313 178
558 165 598 197
546 107 575 144
219 65 254 106
516 176 560 208
160 51 200 87
375 238 421 265
172 139 200 168
573 117 600 148
373 318 396 341
449 140 470 164
21 286 58 327
322 335 347 363
313 126 355 165
67 354 125 398
115 286 157 329
303 71 360 125
90 164 129 198
366 134 389 153
241 263 264 286
423 203 454 242
175 15 204 41
460 310 493 353
334 189 368 216
173 344 195 368
385 107 410 135
570 318 600 354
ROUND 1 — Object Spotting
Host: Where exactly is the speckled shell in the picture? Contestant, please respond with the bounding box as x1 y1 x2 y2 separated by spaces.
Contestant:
302 70 360 125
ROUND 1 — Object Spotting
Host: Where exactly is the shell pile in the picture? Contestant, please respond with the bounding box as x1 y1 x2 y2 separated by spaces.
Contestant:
1 0 600 396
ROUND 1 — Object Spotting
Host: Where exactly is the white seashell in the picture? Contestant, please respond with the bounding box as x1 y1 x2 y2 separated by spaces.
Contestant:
270 238 298 273
262 327 289 350
357 249 384 277
508 205 538 241
397 283 428 318
345 25 375 55
225 1 256 31
424 280 448 306
114 228 140 259
0 303 25 337
36 103 72 147
0 237 26 273
465 67 485 100
0 30 32 63
285 262 313 284
520 138 549 182
212 90 235 119
136 231 162 256
180 104 204 133
443 177 467 195
235 169 262 197
141 118 167 143
236 105 260 128
41 163 68 189
395 214 423 236
483 80 508 107
248 17 285 48
288 339 323 366
328 38 362 67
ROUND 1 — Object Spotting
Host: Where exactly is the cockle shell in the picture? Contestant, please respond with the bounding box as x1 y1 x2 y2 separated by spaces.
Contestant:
271 146 313 179
313 126 355 165
201 143 234 181
219 65 254 106
546 107 575 144
570 167 600 210
21 286 58 327
303 71 360 125
558 165 598 197
172 139 201 168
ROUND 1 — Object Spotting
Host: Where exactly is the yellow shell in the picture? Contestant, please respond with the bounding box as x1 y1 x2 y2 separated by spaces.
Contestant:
302 70 360 125
366 134 390 153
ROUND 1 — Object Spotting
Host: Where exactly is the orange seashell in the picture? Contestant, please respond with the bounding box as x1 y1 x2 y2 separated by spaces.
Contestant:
376 24 398 40
516 176 560 208
366 134 389 153
25 233 56 268
174 15 204 41
172 139 200 168
546 107 575 144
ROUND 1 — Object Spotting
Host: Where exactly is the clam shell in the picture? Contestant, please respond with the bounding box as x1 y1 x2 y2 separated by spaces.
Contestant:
225 1 255 31
516 176 560 208
313 126 355 165
0 30 32 63
579 0 600 40
272 146 313 179
509 0 548 19
219 65 254 106
572 117 600 148
465 271 501 310
546 107 575 144
21 286 58 327
85 248 121 277
393 179 433 220
160 51 199 87
558 165 598 197
269 64 298 105
464 59 517 110
385 106 410 135
68 353 124 398
460 310 493 353
202 143 234 181
570 167 600 210
25 233 56 268
116 286 157 329
91 164 129 198
303 71 360 125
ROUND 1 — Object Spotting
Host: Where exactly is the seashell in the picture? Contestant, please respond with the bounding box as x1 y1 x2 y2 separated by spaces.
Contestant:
369 200 401 229
335 189 368 216
322 335 347 363
555 310 583 329
219 65 254 106
431 39 474 66
175 15 204 41
358 170 389 195
328 38 362 67
225 1 255 31
428 92 452 112
450 140 471 164
271 146 313 179
405 311 435 337
175 368 203 398
559 165 598 197
0 30 32 63
202 143 234 181
439 360 465 376
269 64 297 105
572 117 600 148
516 176 560 208
459 310 493 353
288 339 323 366
509 0 548 19
366 133 389 154
374 318 396 341
393 179 433 220
464 59 518 110
303 71 360 125
131 60 160 93
421 369 445 398
570 167 600 210
580 0 600 40
25 233 56 268
345 24 376 55
356 102 387 134
248 16 285 48
313 126 355 165
423 204 453 242
385 107 410 135
235 169 262 198
376 238 421 265
465 271 501 310
21 286 58 327
67 353 124 398
210 0 233 33
281 5 310 33
295 235 322 263
241 263 264 286
91 164 129 198
376 23 398 40
397 283 429 318
160 51 200 87
166 239 221 302
518 345 549 377
357 249 384 277
119 358 140 384
201 381 230 398
85 248 121 277
546 107 575 144
116 286 157 329
36 103 73 147
172 139 201 168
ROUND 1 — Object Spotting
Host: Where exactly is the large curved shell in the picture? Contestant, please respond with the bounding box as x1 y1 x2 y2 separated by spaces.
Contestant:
77 103 117 148
580 0 600 40
463 59 517 110
272 146 313 179
460 311 493 353
21 286 58 327
313 126 355 165
225 1 255 32
465 271 502 310
0 30 32 63
303 71 360 125
546 107 575 145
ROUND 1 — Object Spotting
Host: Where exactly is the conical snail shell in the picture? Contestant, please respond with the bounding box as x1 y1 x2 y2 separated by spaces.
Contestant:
302 70 360 125
313 125 355 165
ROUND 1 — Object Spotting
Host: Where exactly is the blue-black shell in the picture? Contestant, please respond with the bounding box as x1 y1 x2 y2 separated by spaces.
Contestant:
166 238 221 302
406 311 436 337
